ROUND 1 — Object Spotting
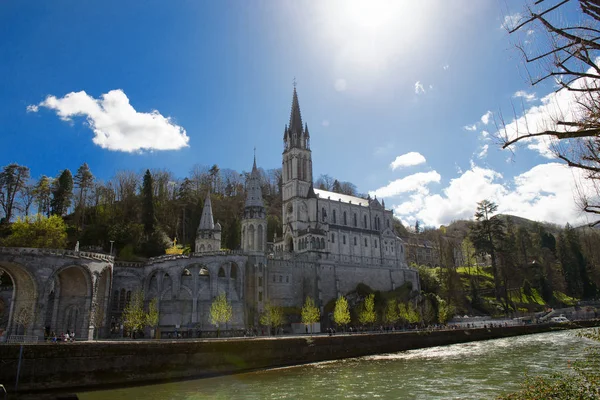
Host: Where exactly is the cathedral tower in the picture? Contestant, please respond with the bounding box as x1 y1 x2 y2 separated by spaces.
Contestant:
195 191 221 252
281 86 313 252
242 155 267 252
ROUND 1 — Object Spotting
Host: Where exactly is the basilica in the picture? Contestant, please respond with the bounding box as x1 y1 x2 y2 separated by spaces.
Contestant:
0 87 419 339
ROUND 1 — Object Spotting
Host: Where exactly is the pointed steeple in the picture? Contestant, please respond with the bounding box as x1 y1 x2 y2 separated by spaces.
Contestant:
288 87 303 137
198 191 215 230
245 155 264 208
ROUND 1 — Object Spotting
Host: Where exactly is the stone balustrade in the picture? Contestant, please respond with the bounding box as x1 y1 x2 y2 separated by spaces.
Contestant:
0 247 114 262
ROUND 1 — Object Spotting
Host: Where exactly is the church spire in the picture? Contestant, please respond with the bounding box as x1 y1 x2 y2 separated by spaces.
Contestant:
288 86 303 137
198 191 215 230
245 154 264 208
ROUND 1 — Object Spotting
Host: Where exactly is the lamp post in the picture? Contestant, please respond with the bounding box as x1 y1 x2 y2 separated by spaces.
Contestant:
109 240 114 256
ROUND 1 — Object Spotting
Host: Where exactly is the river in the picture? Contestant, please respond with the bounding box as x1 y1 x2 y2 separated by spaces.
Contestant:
78 329 596 400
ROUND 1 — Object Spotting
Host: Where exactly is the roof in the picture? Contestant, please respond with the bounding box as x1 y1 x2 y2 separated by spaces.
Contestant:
313 188 369 206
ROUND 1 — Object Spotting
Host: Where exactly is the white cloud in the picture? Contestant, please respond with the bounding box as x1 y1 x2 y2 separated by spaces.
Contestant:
477 144 489 159
26 104 39 113
389 152 427 170
481 110 493 125
389 162 595 227
322 120 330 127
513 90 537 102
501 12 522 30
30 89 189 152
369 170 441 198
464 124 477 131
414 81 425 94
334 78 347 92
443 64 450 70
481 130 490 139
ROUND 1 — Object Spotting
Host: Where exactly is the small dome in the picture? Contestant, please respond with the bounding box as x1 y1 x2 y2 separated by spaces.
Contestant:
215 222 222 231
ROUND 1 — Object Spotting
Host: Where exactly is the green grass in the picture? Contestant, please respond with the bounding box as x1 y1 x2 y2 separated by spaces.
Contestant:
509 288 546 306
553 291 578 306
456 266 494 280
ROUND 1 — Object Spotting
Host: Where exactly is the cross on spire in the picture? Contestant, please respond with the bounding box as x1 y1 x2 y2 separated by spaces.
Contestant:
293 76 297 88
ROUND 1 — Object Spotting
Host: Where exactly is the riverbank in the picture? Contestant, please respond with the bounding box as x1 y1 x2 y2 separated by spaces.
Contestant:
1 320 599 394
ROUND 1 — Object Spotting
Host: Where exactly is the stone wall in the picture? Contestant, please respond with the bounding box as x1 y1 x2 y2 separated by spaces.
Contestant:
1 321 598 393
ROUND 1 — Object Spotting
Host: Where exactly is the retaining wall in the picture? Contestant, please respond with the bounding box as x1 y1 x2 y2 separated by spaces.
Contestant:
0 320 598 393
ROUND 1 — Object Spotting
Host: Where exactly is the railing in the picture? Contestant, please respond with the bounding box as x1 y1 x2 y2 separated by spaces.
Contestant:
0 247 114 262
6 335 38 344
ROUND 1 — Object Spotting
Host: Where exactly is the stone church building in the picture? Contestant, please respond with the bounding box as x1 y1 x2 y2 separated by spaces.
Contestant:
106 87 420 335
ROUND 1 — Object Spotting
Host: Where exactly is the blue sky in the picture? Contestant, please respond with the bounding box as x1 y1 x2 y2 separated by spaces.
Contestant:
1 0 594 227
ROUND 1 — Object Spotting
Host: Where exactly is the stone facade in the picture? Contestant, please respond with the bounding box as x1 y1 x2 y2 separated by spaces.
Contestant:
0 247 113 340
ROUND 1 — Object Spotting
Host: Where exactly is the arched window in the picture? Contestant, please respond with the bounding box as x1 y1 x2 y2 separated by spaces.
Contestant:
343 235 346 245
353 213 357 227
387 219 390 228
321 238 325 249
322 208 326 222
365 238 368 247
364 215 367 228
119 289 126 311
258 224 264 251
311 237 315 249
297 157 302 179
354 237 357 246
112 291 119 311
218 267 226 278
333 209 337 224
375 240 378 249
248 224 255 250
343 212 347 225
331 233 335 243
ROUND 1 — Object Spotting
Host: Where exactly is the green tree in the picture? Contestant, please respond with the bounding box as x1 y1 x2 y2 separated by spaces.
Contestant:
301 296 320 334
0 163 30 223
146 297 159 338
141 170 156 236
1 214 67 248
210 292 233 337
122 290 146 338
33 175 52 217
383 299 399 326
51 169 73 216
558 224 596 299
333 296 351 329
259 301 286 335
358 293 377 327
469 200 505 301
74 163 94 229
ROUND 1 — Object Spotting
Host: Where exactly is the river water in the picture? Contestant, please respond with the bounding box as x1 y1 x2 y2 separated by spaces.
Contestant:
78 329 596 400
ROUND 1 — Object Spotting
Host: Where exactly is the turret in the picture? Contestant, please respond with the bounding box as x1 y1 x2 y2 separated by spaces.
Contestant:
241 154 267 252
195 191 221 253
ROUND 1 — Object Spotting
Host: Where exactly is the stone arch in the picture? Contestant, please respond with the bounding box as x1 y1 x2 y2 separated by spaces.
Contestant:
218 267 226 278
287 236 294 252
0 262 38 336
257 224 264 252
52 265 93 338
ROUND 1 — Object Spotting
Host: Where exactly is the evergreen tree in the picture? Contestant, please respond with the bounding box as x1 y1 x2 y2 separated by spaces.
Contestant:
50 169 73 216
33 175 52 217
0 163 30 223
141 170 155 235
74 162 94 229
469 200 505 301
